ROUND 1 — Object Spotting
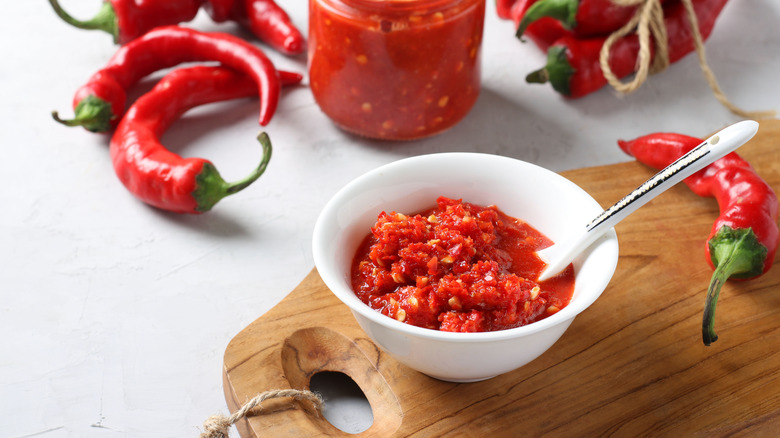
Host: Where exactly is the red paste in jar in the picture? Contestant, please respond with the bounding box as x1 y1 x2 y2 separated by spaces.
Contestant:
351 197 576 332
308 0 485 140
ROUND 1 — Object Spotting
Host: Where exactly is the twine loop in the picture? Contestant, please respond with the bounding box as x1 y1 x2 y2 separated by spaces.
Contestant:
599 0 775 119
199 389 323 438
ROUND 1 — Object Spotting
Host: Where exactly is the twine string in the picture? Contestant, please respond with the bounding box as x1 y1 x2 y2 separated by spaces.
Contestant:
199 389 323 438
599 0 776 119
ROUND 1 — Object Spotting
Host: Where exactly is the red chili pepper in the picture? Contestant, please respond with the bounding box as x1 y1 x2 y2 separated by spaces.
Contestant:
526 0 728 98
229 0 306 55
496 0 519 19
618 132 779 346
516 0 662 38
510 0 572 51
203 0 305 55
48 0 305 55
111 65 276 214
52 26 302 133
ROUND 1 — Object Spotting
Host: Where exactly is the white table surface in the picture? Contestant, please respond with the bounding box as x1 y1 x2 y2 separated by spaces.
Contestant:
2 1 778 436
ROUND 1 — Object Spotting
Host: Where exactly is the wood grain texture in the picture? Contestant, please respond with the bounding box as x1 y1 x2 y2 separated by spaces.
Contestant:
223 120 780 437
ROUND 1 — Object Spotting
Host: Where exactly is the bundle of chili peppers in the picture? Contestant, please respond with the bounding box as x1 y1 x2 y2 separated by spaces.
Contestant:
48 0 304 55
52 24 303 214
619 131 779 346
497 0 728 98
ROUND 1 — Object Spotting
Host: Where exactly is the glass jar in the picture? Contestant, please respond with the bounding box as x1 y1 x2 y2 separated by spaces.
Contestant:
308 0 485 140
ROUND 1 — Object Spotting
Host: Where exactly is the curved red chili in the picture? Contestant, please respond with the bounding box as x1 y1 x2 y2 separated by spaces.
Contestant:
525 0 728 98
220 0 306 55
241 0 306 55
52 26 302 133
111 65 278 214
618 132 779 346
48 0 305 54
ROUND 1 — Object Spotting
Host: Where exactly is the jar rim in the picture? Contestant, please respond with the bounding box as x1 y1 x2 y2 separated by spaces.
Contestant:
324 0 480 14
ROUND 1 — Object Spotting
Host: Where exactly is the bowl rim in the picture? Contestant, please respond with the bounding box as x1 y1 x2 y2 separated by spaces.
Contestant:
313 152 619 343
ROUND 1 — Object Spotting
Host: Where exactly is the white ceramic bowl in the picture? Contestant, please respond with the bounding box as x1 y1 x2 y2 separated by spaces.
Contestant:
312 153 619 382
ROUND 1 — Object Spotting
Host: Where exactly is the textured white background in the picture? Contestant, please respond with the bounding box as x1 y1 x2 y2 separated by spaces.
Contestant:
1 0 778 436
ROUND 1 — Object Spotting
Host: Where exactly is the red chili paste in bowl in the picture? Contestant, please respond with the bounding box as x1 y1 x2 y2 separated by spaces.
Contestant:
351 196 576 332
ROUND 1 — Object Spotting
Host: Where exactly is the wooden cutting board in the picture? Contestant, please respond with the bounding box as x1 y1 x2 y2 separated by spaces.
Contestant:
222 120 780 437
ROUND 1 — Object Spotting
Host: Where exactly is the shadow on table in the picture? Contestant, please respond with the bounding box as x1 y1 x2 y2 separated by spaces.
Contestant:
348 85 587 171
163 208 256 236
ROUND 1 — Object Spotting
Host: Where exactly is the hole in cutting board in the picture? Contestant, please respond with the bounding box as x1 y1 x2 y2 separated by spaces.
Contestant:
281 327 403 434
310 371 374 434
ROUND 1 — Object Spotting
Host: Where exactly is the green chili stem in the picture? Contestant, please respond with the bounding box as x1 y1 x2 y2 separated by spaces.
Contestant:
526 45 574 96
48 0 119 43
51 111 82 127
225 132 273 195
193 132 273 212
526 69 549 84
702 260 729 346
702 226 767 346
51 95 115 133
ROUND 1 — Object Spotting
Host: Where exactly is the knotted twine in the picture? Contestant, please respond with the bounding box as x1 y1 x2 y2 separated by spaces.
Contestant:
199 389 323 438
599 0 776 119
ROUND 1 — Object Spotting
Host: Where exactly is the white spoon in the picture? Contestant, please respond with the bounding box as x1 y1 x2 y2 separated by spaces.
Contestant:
536 120 759 282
